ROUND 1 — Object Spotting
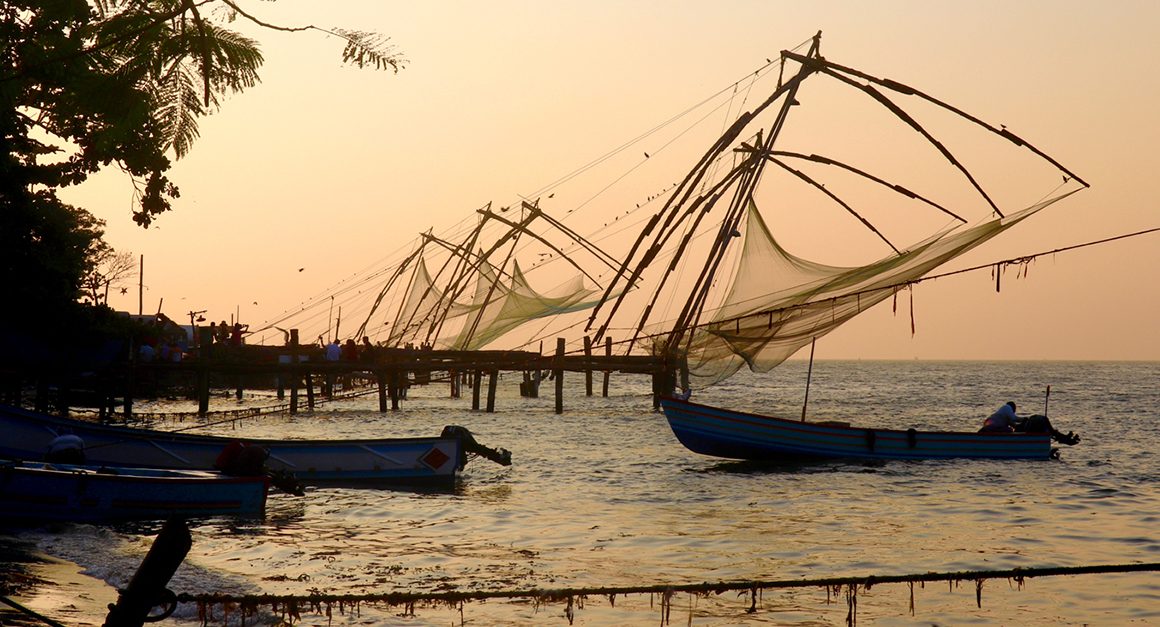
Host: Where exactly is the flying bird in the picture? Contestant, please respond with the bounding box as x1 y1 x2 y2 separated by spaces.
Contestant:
298 268 304 272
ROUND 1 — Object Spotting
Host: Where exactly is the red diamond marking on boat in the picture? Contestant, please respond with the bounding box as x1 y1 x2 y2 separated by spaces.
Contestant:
421 447 450 470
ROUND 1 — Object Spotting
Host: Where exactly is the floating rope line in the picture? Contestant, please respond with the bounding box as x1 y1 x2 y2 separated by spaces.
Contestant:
173 562 1159 626
69 385 377 426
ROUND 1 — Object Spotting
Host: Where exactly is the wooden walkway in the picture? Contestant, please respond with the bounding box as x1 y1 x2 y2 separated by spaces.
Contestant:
1 334 677 419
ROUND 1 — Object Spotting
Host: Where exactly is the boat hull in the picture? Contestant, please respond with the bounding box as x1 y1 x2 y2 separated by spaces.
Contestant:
0 404 465 487
0 461 267 523
660 397 1053 461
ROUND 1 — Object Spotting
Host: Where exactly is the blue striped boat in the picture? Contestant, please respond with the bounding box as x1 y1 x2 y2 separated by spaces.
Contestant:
660 397 1053 461
0 460 268 523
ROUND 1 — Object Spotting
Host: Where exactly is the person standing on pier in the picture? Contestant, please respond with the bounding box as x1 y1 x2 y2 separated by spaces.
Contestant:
325 338 341 361
230 322 248 348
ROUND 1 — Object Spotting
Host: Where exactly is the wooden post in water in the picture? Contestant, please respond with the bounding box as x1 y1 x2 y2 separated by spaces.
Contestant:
651 367 661 410
305 366 315 411
554 338 565 414
275 333 286 400
602 336 612 397
486 368 498 413
387 369 400 410
122 361 134 419
377 370 387 412
196 363 209 416
289 330 300 414
196 329 210 416
583 336 593 396
471 370 482 410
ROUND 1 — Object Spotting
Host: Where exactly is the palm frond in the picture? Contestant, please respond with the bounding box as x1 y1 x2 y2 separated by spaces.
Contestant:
201 23 263 93
153 63 204 158
334 29 405 72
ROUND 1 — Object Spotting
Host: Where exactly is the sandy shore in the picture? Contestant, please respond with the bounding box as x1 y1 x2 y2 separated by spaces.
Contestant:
0 541 117 627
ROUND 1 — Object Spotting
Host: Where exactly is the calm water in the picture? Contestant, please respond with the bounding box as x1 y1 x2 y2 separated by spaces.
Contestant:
6 361 1160 625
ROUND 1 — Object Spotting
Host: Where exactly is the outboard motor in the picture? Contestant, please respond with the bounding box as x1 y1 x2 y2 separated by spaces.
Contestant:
442 425 512 467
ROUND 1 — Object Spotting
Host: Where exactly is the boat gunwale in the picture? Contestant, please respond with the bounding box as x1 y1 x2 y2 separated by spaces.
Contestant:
0 403 456 447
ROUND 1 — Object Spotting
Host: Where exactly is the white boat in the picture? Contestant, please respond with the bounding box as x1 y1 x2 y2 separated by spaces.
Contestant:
0 403 510 488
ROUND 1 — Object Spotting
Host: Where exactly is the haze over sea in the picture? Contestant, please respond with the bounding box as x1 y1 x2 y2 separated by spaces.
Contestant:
4 361 1159 625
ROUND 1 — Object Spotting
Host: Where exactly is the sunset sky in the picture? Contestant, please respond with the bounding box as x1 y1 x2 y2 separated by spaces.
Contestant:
63 1 1159 361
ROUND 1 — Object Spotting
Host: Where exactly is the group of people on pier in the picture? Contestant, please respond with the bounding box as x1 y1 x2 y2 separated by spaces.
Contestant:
207 321 248 348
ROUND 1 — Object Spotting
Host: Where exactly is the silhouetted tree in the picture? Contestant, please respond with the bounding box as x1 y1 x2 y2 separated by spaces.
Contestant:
0 0 404 359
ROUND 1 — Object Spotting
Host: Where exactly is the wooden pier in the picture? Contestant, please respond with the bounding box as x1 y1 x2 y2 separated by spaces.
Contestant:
0 330 677 419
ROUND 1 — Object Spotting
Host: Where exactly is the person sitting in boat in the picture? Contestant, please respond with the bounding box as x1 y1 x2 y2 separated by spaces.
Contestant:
979 401 1019 433
45 432 86 464
979 402 1081 445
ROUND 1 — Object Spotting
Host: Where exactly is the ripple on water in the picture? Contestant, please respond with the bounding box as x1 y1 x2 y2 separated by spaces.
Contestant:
7 362 1158 624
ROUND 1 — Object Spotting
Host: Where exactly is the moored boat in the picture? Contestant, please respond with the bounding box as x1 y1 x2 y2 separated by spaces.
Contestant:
0 404 510 487
661 396 1057 462
0 460 268 523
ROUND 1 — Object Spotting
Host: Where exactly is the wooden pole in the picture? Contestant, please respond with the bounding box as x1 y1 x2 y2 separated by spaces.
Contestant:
122 363 134 420
801 337 816 422
103 517 191 627
289 330 299 414
554 338 564 414
471 370 482 410
583 336 593 396
305 367 315 411
652 368 661 410
377 370 387 412
194 364 208 416
602 336 612 397
486 369 498 413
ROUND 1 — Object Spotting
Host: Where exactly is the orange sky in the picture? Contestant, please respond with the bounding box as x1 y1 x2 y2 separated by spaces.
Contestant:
63 1 1160 360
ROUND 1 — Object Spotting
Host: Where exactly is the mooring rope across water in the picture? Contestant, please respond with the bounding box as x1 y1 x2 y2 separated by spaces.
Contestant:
172 562 1159 625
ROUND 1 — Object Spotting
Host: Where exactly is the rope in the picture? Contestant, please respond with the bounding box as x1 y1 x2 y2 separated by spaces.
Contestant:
69 383 378 435
174 562 1159 609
